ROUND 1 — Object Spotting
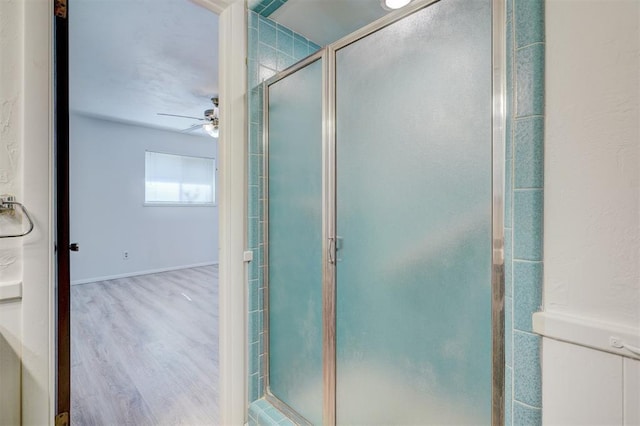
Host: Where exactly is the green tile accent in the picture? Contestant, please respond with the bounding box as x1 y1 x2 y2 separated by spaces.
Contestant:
248 399 292 425
276 29 294 56
276 23 293 37
505 16 514 158
513 189 543 261
249 311 262 348
293 38 308 60
249 341 260 375
250 0 289 18
249 154 261 189
505 227 513 297
258 375 265 400
505 366 513 426
250 122 261 153
249 373 260 402
249 10 259 29
247 11 323 407
505 158 513 228
262 0 285 17
515 0 544 47
248 184 260 219
515 117 544 188
514 402 542 425
249 279 260 312
249 29 259 60
258 44 278 71
505 296 513 367
276 50 293 71
514 332 542 407
508 0 544 416
513 261 543 332
258 18 277 46
516 43 544 118
309 42 322 52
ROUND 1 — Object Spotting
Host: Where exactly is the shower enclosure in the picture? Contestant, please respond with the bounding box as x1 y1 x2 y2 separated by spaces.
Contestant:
263 0 505 424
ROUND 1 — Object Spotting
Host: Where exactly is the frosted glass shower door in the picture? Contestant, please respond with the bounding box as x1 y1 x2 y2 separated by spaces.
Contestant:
335 0 493 423
266 58 323 425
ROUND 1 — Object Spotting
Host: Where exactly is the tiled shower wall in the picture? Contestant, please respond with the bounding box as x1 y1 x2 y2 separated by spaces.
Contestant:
505 0 545 424
246 9 321 407
246 0 545 424
248 0 290 18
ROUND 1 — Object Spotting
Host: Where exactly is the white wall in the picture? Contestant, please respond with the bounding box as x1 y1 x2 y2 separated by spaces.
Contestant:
70 114 219 284
541 1 640 424
0 0 53 424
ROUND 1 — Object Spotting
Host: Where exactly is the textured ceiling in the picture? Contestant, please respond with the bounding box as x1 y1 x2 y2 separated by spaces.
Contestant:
69 0 218 133
269 0 390 47
69 0 391 132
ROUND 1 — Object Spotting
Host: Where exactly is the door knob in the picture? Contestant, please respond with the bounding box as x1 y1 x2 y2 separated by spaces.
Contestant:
69 243 79 252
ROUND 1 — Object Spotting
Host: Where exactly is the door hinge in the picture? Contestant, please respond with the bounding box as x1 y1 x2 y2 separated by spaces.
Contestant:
55 412 69 426
54 0 67 19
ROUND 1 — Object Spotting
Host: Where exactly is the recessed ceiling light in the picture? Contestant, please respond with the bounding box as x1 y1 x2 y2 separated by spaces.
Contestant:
382 0 411 10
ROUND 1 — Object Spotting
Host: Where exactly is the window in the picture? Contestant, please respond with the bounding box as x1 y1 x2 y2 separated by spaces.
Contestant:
145 151 215 205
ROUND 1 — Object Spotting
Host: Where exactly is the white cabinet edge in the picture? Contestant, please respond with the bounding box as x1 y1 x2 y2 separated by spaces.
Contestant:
533 311 640 360
0 281 22 301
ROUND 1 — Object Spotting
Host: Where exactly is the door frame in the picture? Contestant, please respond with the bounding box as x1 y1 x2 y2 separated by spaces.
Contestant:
53 0 248 424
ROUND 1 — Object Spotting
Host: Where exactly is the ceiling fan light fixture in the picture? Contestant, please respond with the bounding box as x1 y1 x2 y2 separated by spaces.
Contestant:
203 122 219 138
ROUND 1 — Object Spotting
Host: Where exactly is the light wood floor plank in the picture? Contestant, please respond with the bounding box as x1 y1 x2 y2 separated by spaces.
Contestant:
71 266 219 426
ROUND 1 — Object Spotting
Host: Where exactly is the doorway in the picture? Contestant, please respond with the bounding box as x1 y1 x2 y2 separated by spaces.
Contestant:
59 0 222 423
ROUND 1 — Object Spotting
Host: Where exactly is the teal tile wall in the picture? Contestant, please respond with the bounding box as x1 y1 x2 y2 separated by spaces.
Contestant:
505 0 544 425
246 9 321 409
249 0 289 18
248 399 295 426
514 401 542 425
246 0 544 423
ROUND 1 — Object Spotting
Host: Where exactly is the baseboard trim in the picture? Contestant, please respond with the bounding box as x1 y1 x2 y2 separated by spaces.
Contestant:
71 262 219 286
533 311 640 360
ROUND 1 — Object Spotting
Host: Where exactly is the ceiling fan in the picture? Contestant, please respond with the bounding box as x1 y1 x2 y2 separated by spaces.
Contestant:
158 97 219 138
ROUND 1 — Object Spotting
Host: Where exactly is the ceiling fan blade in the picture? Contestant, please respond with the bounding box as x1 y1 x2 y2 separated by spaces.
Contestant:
181 124 203 133
157 112 205 121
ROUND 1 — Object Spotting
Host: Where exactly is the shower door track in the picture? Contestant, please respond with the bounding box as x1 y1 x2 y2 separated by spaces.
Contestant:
261 0 506 423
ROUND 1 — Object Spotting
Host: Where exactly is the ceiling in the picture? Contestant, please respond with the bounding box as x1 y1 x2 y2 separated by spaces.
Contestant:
68 0 389 133
69 0 219 133
269 0 391 47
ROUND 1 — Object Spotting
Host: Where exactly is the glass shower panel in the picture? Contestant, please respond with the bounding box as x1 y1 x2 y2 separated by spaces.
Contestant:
335 0 493 423
267 59 323 425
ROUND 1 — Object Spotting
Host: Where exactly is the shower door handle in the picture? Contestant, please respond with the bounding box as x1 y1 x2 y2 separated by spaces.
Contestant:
328 236 343 264
328 237 336 264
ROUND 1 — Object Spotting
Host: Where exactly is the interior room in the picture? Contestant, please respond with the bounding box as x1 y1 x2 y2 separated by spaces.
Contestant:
0 0 638 425
68 0 220 423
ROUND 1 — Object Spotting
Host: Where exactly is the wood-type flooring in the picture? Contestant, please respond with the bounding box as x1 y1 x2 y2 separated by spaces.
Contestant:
71 266 219 425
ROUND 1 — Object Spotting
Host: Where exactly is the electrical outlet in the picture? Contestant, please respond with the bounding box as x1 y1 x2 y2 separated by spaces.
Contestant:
123 251 129 260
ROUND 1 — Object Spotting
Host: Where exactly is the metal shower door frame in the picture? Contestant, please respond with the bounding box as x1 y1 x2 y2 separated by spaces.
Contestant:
262 49 327 426
262 0 506 422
